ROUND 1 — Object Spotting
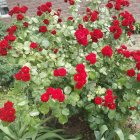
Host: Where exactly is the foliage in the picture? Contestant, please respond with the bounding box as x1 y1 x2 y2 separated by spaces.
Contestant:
0 0 140 139
134 22 140 34
0 21 7 39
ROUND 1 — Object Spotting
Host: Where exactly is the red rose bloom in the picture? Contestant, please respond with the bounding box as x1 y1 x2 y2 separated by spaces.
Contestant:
37 10 42 16
21 73 30 82
69 0 75 5
53 68 67 77
106 89 113 95
127 68 135 77
39 26 47 33
0 101 16 123
83 15 89 22
106 2 113 9
20 6 28 13
30 42 38 49
21 66 30 73
46 2 52 7
5 35 16 42
43 19 49 25
23 22 29 27
101 46 113 57
85 53 96 65
90 29 103 42
41 93 50 102
137 73 140 82
108 103 116 110
75 27 89 46
17 14 24 21
90 10 99 22
14 72 22 80
136 62 140 70
94 97 103 105
51 30 57 35
76 63 85 73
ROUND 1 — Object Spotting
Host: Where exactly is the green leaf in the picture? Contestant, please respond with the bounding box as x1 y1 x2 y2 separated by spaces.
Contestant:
114 128 124 140
58 115 68 124
62 108 69 116
64 86 72 94
39 104 50 114
129 134 137 140
100 125 108 136
29 110 40 117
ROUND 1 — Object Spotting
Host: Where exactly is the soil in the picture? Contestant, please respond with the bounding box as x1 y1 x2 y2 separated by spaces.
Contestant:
62 115 95 140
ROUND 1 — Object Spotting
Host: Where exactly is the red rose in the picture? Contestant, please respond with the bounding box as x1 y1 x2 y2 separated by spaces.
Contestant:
17 14 24 21
90 29 103 42
137 73 140 82
20 6 28 13
14 72 22 80
21 73 30 82
104 95 114 104
85 53 96 65
108 103 116 110
75 82 84 89
122 50 131 58
76 63 85 73
94 97 103 105
41 93 50 102
30 42 38 49
4 101 13 109
53 68 67 77
127 68 135 77
37 10 42 16
83 15 89 22
75 27 89 46
23 22 29 27
106 89 113 95
5 35 16 42
46 2 52 7
106 3 113 9
90 10 99 22
101 46 113 57
12 6 20 14
39 26 47 33
51 30 57 35
53 48 59 54
69 0 75 5
136 62 140 70
43 19 49 25
21 66 30 73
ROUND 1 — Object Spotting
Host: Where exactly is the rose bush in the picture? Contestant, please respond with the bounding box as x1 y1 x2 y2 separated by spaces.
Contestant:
0 0 140 139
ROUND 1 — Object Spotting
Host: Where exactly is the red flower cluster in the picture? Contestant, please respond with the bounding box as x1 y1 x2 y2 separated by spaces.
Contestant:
106 0 129 10
41 87 65 102
94 89 117 110
120 11 135 36
0 40 10 56
7 25 17 35
9 5 28 16
53 68 67 77
85 53 96 65
0 101 16 122
109 20 122 39
117 45 131 58
75 25 89 46
37 2 52 16
101 45 113 57
74 64 87 89
90 29 103 42
90 10 99 22
14 66 31 82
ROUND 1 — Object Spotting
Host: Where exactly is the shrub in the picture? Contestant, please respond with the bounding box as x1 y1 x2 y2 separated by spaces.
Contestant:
134 22 140 34
0 0 140 139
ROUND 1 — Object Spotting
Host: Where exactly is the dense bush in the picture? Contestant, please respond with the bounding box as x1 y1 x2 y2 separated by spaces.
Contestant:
0 0 140 139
